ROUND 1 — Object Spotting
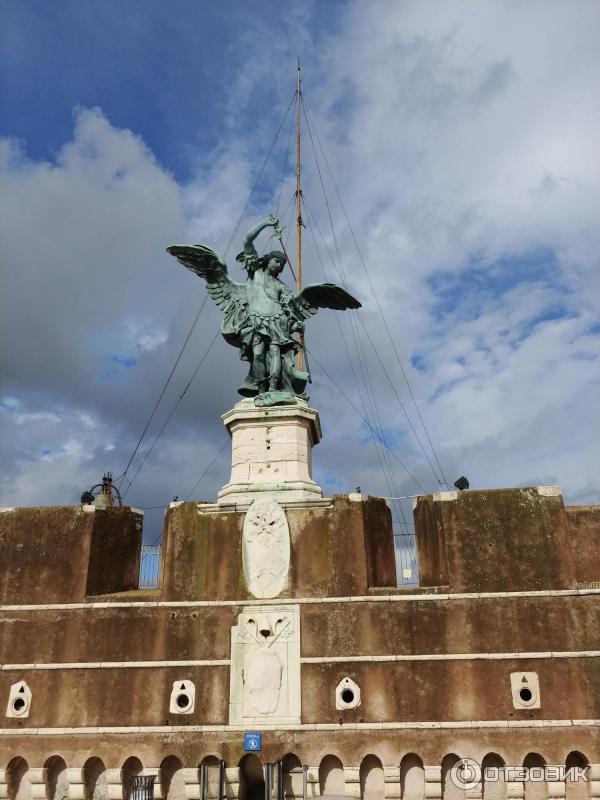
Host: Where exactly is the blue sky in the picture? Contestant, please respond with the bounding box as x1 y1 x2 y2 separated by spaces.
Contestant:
1 0 599 543
0 1 342 182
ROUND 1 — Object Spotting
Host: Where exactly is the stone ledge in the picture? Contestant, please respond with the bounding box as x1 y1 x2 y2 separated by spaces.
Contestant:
1 650 598 671
1 719 596 735
197 498 334 514
1 587 599 612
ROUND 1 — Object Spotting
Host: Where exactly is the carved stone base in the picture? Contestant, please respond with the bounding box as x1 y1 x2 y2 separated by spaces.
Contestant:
217 398 323 505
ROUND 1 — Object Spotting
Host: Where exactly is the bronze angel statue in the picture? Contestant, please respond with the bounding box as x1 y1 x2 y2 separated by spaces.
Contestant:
167 215 361 407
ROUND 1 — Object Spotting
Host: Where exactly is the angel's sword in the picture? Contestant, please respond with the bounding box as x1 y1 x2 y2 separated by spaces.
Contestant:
274 230 297 283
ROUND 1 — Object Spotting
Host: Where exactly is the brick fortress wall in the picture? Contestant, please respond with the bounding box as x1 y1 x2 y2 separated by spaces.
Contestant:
0 488 599 799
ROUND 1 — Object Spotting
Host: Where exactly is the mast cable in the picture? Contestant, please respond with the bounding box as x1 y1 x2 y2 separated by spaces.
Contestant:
122 330 220 499
303 193 441 488
300 105 391 482
301 96 449 488
295 60 304 371
356 322 412 532
300 112 397 498
304 185 424 504
223 91 296 259
118 94 296 493
300 116 445 488
116 293 209 487
303 207 381 456
183 439 230 501
304 191 435 499
305 206 413 528
276 95 297 218
306 347 427 493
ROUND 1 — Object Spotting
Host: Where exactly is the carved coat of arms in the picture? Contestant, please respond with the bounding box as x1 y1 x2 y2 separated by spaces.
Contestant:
242 498 290 598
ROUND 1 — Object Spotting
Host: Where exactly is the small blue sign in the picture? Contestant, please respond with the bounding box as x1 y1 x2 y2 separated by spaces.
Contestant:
244 732 262 752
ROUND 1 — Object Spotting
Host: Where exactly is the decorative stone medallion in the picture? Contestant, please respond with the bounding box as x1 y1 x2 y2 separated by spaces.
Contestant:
242 497 290 598
229 604 300 725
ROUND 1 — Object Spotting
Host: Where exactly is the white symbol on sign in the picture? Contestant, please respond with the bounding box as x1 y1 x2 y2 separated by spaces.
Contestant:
248 738 258 749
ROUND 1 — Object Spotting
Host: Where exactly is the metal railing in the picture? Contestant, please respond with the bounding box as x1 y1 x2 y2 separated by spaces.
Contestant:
199 762 225 800
392 496 419 587
132 776 156 800
139 545 161 589
394 529 419 586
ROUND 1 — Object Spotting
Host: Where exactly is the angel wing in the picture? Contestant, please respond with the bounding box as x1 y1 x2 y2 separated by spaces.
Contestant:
166 243 249 350
166 243 246 312
292 282 362 320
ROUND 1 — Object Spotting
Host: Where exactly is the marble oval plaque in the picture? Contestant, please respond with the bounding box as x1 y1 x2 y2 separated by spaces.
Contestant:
242 498 290 598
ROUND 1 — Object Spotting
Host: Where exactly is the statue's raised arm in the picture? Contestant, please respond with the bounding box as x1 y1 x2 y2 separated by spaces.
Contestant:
241 215 278 259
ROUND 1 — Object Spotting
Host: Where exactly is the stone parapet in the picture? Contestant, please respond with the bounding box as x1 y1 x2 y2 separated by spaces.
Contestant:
0 505 143 604
565 505 600 584
160 494 395 601
413 487 577 592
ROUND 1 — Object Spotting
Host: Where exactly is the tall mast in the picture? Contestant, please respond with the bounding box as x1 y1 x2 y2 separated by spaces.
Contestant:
296 60 303 370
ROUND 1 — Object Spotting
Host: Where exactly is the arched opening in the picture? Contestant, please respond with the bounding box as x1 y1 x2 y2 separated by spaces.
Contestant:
282 754 302 800
239 755 264 800
7 758 31 800
401 754 424 800
441 755 465 800
360 756 384 800
200 756 222 800
319 755 344 797
482 754 506 800
565 753 589 800
523 754 547 800
121 758 143 800
83 758 107 800
160 757 184 800
45 757 69 800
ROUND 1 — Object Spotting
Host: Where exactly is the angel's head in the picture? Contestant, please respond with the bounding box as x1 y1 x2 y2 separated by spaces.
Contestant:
265 250 286 276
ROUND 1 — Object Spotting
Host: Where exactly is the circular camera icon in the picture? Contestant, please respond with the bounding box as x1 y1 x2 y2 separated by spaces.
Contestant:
450 759 481 790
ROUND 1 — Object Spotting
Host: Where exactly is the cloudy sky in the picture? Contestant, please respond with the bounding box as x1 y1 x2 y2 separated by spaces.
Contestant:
1 0 599 545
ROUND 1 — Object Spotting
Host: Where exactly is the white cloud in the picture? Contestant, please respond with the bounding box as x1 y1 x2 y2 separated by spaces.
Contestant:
1 0 598 523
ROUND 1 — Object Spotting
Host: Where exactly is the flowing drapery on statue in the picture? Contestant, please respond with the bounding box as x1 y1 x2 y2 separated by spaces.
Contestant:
167 216 361 406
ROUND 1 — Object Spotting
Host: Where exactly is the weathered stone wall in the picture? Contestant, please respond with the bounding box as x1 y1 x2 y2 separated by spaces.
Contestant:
0 506 142 604
4 593 598 665
160 495 395 601
0 592 598 729
566 505 600 585
413 487 577 592
1 489 600 783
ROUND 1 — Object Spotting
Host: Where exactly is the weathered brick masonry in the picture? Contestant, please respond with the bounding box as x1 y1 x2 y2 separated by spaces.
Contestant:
0 487 599 800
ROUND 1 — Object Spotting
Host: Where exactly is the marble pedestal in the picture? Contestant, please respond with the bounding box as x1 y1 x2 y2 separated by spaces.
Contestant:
217 398 323 505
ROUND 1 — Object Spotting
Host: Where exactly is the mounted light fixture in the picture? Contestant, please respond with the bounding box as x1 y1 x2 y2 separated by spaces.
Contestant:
454 476 469 491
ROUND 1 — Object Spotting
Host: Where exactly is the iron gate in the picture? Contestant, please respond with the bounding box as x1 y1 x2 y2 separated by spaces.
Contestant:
265 762 308 800
199 760 226 800
132 776 156 800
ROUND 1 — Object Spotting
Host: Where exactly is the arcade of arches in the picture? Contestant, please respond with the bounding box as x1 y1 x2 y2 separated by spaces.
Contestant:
0 752 596 800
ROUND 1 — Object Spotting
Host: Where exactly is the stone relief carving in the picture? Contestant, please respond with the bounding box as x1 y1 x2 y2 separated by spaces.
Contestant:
242 497 290 598
229 605 300 725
